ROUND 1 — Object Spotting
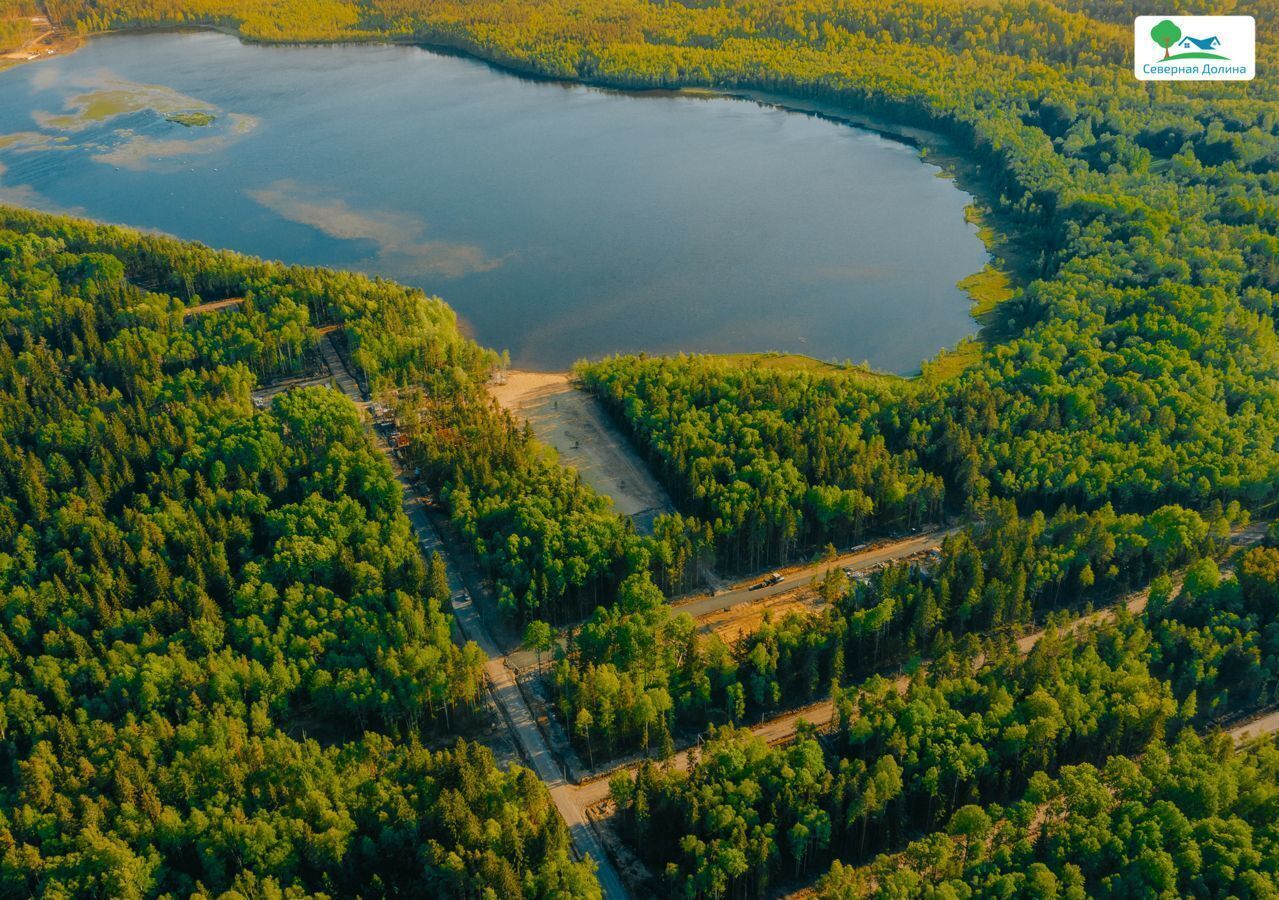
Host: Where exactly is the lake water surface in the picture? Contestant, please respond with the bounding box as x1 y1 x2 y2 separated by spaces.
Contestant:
0 31 989 371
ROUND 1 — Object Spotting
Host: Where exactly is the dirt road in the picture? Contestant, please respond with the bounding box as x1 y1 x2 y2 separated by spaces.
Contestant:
675 531 951 620
1 15 75 62
183 296 244 317
328 346 1273 900
327 348 628 899
566 586 1158 810
572 521 1272 812
1228 709 1279 746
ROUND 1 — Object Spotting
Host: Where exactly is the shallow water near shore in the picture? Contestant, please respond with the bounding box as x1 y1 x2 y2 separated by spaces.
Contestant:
0 30 989 371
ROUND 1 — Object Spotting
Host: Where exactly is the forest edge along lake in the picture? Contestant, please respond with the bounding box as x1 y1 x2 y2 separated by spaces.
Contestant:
0 29 996 373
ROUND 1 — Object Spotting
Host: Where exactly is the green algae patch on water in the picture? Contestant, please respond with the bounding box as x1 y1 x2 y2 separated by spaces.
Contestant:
34 81 217 132
96 112 258 170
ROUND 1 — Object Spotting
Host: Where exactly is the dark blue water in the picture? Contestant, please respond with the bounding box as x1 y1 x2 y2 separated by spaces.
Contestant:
0 31 989 370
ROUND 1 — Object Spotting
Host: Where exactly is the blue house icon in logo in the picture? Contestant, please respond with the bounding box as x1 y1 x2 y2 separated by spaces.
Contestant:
1178 35 1221 50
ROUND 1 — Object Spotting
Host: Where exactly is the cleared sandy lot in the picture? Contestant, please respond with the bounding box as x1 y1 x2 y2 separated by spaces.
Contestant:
698 586 826 643
488 370 673 534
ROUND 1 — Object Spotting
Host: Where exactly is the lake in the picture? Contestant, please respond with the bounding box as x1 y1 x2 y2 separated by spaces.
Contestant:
0 31 989 372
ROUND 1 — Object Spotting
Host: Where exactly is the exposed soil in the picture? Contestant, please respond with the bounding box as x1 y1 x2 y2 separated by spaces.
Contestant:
698 585 826 644
488 370 673 533
1 16 79 65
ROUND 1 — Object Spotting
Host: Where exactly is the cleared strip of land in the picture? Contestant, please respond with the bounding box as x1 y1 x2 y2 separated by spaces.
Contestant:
1229 710 1279 746
697 588 826 642
676 530 951 620
488 371 673 533
1 15 75 63
183 296 244 317
263 339 630 899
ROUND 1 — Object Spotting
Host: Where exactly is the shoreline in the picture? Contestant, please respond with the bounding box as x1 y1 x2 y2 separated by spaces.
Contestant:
486 369 675 530
0 15 80 69
2 23 1021 378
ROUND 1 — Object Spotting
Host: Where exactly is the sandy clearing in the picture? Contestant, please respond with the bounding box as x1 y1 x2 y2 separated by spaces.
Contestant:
699 587 826 643
488 370 673 533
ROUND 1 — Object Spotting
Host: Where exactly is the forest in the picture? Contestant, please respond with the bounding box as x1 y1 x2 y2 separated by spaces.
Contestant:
0 1 40 55
817 732 1279 897
612 544 1279 896
40 0 1279 569
3 0 1279 896
37 0 1279 582
551 499 1236 763
0 217 597 896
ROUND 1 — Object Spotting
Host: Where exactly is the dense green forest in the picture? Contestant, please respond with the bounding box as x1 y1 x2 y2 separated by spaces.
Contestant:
42 0 1279 577
552 500 1234 762
581 358 937 571
612 545 1279 896
34 5 1279 562
0 216 597 896
393 385 654 623
817 733 1279 898
35 0 1279 612
5 0 1279 896
0 207 668 629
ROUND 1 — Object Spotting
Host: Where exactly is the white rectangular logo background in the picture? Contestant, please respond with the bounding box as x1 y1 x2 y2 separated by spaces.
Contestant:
1135 16 1255 80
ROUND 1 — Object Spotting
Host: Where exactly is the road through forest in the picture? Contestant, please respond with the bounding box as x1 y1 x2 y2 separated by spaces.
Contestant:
674 530 953 620
322 334 630 900
318 334 1277 900
566 521 1276 810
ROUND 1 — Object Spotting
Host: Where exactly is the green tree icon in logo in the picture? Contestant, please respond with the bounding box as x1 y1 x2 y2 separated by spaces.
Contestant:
1151 19 1182 59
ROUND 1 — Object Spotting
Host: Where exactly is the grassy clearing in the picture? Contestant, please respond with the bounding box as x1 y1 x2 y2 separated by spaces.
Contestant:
919 338 983 384
710 352 908 388
957 263 1015 318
